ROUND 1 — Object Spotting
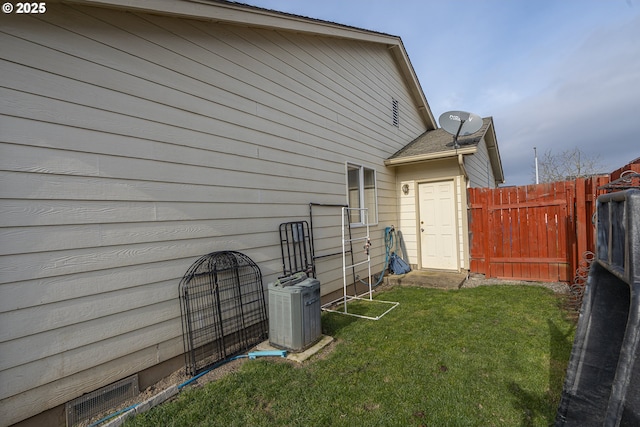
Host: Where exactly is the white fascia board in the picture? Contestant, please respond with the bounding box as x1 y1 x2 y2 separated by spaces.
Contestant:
65 0 398 44
384 147 477 167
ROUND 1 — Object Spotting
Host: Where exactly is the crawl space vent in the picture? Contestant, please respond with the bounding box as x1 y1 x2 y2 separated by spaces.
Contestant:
66 374 138 427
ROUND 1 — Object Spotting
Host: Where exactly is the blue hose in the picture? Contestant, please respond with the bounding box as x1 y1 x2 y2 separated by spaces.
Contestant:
88 350 286 426
177 356 245 390
88 404 139 427
360 226 395 288
177 350 285 389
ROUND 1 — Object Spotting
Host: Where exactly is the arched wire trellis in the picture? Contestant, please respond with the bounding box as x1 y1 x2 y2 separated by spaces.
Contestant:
179 251 268 376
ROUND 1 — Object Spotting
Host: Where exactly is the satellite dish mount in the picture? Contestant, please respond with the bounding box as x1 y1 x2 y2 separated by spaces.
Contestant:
451 118 466 149
438 111 483 149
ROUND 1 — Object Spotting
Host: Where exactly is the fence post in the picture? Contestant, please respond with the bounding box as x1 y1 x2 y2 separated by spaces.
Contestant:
483 189 491 278
575 178 587 276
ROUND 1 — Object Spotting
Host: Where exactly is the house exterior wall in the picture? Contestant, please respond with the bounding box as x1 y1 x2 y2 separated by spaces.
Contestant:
394 159 467 270
0 3 429 424
465 137 498 188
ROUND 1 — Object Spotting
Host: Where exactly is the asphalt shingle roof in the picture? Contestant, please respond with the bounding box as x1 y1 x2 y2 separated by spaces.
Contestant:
388 117 492 160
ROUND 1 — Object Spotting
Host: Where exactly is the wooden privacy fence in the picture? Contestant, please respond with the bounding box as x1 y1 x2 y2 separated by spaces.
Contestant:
469 175 612 283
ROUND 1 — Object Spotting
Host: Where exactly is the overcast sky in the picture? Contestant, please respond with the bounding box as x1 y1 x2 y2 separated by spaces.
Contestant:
240 0 640 185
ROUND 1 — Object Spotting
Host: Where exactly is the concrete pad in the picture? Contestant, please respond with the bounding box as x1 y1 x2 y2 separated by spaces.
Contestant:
384 269 468 290
256 335 333 363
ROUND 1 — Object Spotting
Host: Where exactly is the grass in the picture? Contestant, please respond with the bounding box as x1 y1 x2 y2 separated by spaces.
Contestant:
125 285 576 427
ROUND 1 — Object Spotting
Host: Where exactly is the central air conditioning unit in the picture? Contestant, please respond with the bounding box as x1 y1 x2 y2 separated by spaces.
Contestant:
268 272 321 352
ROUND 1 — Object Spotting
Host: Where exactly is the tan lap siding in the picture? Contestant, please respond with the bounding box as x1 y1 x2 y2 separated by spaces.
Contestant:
0 3 426 423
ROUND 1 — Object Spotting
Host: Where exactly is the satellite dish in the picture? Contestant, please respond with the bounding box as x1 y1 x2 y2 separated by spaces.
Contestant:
438 111 483 148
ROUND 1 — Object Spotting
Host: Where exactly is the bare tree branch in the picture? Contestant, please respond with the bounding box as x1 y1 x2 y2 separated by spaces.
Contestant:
533 147 605 183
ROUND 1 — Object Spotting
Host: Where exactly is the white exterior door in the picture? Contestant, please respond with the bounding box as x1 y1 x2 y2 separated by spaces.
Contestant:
418 181 458 270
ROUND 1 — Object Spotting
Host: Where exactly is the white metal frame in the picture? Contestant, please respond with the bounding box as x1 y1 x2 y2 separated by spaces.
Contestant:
321 207 398 320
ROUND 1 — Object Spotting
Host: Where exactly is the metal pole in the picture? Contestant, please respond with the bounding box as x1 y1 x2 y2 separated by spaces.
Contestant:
341 207 348 314
534 146 539 184
365 210 372 301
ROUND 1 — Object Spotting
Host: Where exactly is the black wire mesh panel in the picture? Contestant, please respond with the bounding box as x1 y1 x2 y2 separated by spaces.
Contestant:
279 221 313 277
179 251 268 376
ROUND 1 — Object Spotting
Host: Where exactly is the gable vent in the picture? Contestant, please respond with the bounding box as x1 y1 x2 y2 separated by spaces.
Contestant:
392 98 399 127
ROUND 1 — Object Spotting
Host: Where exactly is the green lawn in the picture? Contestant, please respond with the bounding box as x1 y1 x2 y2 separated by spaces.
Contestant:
126 285 576 427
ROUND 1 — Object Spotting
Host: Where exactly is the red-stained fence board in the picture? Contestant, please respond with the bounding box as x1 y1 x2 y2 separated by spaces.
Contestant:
468 160 637 283
469 181 576 282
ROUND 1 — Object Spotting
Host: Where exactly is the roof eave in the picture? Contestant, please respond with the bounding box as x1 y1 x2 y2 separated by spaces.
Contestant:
384 146 477 167
68 0 437 131
483 119 505 184
67 0 408 44
388 44 437 130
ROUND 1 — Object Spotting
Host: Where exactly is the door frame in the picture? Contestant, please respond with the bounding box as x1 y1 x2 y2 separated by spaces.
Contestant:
416 178 460 271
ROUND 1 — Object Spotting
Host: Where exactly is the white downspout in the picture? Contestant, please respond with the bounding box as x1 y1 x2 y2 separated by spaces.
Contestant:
458 154 469 184
458 154 469 273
